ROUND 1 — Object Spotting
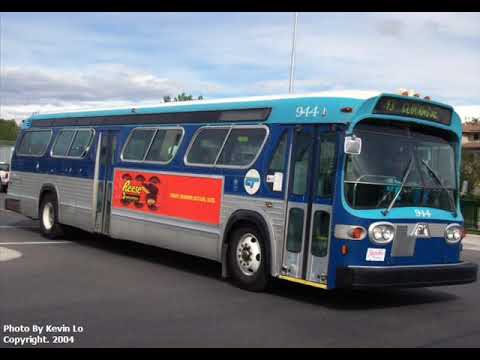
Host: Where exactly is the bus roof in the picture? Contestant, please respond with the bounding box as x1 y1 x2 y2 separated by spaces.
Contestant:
24 92 462 136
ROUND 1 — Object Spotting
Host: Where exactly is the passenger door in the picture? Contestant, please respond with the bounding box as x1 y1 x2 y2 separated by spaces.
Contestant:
281 125 336 286
94 129 119 235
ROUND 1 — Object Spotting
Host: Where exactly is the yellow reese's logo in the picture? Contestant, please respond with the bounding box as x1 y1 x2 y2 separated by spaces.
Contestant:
122 180 150 201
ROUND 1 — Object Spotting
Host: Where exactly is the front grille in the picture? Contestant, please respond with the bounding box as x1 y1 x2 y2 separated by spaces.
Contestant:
391 225 416 257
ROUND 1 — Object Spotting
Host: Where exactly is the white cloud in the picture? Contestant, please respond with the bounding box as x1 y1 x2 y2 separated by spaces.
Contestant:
1 12 479 122
0 64 225 120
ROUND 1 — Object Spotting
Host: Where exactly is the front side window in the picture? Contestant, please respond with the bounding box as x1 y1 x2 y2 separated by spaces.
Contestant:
145 129 183 163
122 128 156 161
216 128 267 166
186 128 230 165
344 123 457 212
268 131 288 174
17 130 52 156
52 130 76 156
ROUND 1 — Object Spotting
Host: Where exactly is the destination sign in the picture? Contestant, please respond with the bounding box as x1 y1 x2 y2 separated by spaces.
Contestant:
373 96 452 125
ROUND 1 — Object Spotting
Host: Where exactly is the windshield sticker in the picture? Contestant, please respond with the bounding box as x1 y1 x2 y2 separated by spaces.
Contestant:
366 248 386 262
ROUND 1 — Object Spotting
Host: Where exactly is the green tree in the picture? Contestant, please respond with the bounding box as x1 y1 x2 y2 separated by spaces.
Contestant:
0 119 20 142
163 93 203 102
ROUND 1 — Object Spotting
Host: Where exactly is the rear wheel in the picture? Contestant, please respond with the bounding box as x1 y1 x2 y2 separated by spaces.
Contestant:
228 226 269 292
39 193 64 239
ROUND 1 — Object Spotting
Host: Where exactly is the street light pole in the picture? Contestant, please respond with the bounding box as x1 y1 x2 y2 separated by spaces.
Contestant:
288 12 298 94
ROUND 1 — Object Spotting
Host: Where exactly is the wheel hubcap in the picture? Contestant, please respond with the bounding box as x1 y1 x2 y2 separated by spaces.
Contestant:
42 203 54 231
236 233 261 276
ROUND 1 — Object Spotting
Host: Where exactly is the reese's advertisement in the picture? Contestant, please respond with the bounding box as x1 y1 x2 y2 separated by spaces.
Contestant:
112 170 223 225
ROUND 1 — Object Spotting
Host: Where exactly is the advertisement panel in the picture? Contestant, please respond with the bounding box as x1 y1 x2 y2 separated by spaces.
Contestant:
112 169 223 225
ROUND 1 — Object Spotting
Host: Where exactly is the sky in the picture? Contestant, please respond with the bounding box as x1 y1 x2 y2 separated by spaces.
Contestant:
0 12 479 123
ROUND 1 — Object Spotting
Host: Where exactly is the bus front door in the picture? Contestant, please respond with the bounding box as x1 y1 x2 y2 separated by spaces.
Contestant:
281 125 335 287
93 130 118 235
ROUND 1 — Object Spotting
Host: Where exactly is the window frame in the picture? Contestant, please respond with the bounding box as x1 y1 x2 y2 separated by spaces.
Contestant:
16 129 53 158
120 126 185 165
50 128 95 159
184 124 270 169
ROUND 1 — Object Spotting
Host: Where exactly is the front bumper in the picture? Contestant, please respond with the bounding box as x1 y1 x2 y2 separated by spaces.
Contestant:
336 262 478 288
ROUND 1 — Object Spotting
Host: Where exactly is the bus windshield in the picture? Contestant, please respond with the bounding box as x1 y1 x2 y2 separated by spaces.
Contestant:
344 123 457 212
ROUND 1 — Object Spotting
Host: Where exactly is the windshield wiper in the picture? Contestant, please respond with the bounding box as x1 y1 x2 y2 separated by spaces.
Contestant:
421 160 457 217
382 154 415 216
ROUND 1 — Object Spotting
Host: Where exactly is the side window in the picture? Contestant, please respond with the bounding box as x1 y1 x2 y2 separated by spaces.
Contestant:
52 129 76 156
216 128 267 166
17 130 52 156
291 131 313 196
122 128 156 161
316 134 337 197
311 211 330 257
68 130 94 157
186 128 229 165
145 129 183 163
286 208 304 253
268 131 288 174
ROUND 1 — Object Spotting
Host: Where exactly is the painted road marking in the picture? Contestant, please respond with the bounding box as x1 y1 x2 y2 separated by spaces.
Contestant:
0 247 23 261
0 225 39 229
0 241 72 245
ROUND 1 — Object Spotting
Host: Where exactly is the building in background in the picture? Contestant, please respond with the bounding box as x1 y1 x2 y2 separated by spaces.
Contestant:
462 122 480 155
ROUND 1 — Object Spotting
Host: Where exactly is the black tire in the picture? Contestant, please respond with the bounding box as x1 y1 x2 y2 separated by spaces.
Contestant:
39 192 64 239
228 225 269 292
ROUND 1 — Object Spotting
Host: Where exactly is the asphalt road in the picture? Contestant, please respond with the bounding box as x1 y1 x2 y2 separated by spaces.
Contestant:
1 193 479 348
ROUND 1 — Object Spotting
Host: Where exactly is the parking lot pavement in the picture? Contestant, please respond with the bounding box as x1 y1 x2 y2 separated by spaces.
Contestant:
1 192 480 348
464 234 480 252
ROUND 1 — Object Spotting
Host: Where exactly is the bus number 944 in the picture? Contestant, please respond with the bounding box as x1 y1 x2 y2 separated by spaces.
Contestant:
296 106 320 118
415 209 432 218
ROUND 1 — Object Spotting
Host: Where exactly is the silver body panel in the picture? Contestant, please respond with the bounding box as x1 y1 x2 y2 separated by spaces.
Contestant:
110 208 221 261
282 201 308 278
8 170 94 232
305 204 332 283
220 194 286 276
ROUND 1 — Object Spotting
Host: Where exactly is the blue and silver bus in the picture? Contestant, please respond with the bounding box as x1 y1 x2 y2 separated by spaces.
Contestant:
6 92 478 291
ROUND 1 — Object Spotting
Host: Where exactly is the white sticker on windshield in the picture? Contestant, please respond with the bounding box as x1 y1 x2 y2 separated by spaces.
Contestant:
366 248 386 262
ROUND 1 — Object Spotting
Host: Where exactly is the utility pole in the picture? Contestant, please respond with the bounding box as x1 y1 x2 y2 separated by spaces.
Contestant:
288 12 298 94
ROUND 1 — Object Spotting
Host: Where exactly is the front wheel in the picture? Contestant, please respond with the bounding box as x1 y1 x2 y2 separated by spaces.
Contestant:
228 226 269 292
39 193 64 239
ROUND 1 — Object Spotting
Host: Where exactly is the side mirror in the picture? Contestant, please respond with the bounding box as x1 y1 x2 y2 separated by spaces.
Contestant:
461 180 469 196
344 136 362 155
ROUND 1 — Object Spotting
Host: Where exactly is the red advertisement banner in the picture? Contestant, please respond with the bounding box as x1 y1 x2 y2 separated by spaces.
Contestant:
112 170 223 225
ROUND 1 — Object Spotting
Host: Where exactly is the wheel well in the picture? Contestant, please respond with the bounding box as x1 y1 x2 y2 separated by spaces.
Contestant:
38 185 57 211
222 211 272 277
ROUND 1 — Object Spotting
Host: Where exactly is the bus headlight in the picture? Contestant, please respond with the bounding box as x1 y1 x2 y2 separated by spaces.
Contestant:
445 224 464 244
368 222 395 245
